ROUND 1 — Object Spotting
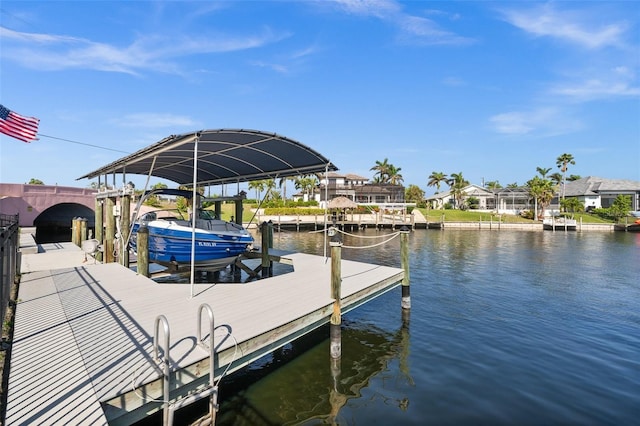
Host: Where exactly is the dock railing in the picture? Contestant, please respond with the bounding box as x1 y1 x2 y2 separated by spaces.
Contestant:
0 214 19 325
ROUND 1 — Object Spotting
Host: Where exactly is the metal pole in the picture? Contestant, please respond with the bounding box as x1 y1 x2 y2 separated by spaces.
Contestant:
190 135 199 298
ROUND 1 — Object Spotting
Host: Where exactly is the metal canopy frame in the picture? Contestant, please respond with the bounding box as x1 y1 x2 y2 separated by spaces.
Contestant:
77 129 338 186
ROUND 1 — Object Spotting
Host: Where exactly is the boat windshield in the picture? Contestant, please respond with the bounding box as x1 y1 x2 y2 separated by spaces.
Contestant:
198 209 219 220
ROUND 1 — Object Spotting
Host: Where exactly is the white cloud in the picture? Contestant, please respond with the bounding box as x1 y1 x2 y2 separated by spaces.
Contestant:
330 0 474 45
550 66 640 101
111 113 198 128
0 25 288 75
490 107 583 137
442 76 466 87
500 4 628 49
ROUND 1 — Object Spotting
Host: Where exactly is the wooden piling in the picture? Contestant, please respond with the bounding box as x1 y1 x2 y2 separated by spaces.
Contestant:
400 226 411 310
329 227 342 360
121 194 131 267
71 218 79 246
261 222 271 278
234 198 243 226
136 225 149 277
80 217 88 243
95 199 104 262
105 197 115 263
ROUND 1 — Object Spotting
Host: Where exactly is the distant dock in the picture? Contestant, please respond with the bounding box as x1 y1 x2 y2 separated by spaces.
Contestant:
249 211 434 231
6 235 404 425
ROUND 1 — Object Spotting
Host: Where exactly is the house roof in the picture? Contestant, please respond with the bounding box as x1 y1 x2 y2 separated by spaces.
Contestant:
425 184 493 200
564 176 640 196
78 129 338 186
324 172 369 181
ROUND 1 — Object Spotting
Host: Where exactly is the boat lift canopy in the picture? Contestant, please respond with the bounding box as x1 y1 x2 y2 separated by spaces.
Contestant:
77 129 338 186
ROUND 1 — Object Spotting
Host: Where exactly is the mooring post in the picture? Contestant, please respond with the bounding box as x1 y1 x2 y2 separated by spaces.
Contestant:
234 196 243 226
137 225 149 277
80 217 88 244
95 199 104 262
329 227 342 360
105 197 115 263
214 201 222 221
268 220 274 276
71 218 78 246
261 221 270 278
121 194 131 267
400 226 411 310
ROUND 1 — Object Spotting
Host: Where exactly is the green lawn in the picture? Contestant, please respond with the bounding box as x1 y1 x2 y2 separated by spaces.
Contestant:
418 208 614 224
214 203 618 225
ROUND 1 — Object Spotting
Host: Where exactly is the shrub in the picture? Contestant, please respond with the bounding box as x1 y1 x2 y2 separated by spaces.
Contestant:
520 210 534 220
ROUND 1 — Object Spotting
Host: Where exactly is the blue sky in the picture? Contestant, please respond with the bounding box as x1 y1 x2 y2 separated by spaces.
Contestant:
1 1 638 195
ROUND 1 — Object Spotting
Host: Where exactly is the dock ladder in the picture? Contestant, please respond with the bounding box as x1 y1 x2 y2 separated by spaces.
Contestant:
153 303 219 426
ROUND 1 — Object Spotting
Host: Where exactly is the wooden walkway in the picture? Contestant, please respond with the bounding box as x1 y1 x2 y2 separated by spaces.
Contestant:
6 242 403 425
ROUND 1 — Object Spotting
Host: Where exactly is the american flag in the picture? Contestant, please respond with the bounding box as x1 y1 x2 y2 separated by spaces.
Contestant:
0 104 40 143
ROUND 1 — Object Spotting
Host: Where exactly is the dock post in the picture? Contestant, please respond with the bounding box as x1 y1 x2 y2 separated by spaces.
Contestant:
329 227 342 360
260 222 271 278
234 196 243 226
95 199 104 262
80 217 88 243
137 225 149 277
71 218 78 246
268 221 274 275
105 197 115 263
400 226 411 310
121 194 131 267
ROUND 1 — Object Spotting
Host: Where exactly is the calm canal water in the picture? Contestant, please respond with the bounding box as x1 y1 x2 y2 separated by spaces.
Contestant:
183 229 640 425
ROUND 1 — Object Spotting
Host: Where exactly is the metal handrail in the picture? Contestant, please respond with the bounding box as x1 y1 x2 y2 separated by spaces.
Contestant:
197 303 216 386
167 304 218 425
153 314 171 426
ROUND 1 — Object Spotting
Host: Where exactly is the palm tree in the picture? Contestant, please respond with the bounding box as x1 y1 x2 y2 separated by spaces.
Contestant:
526 175 557 220
536 167 552 178
485 180 502 190
294 175 318 200
387 164 404 185
370 158 392 183
549 172 563 187
248 180 267 202
427 171 448 193
278 176 295 203
556 153 575 200
448 172 468 209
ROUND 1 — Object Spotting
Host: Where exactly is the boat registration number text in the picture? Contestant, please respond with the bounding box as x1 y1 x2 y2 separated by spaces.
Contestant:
197 242 218 247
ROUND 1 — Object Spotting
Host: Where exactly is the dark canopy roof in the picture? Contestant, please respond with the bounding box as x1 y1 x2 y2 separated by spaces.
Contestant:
78 129 338 186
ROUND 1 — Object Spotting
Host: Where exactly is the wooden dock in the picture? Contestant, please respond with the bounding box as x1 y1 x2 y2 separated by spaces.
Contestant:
6 240 404 425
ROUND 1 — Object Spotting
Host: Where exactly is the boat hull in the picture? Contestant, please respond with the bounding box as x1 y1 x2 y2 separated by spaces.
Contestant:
130 221 253 269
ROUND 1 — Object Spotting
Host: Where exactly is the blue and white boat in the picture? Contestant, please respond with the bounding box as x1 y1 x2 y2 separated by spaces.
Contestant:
129 189 253 270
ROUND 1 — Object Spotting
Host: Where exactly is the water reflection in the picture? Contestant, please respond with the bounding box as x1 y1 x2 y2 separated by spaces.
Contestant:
212 314 412 425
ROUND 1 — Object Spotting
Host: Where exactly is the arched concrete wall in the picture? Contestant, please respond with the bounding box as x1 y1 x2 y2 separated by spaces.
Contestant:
0 183 97 227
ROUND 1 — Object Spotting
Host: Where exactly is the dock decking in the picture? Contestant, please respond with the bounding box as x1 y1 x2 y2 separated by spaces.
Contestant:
7 241 403 425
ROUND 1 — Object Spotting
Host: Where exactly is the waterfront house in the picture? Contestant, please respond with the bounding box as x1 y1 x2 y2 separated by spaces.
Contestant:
425 184 496 210
294 172 406 209
562 176 640 212
426 176 640 216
